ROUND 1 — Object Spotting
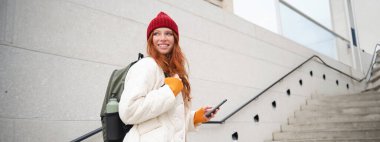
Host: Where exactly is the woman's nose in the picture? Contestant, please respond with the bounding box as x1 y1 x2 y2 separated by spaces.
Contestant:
158 34 168 41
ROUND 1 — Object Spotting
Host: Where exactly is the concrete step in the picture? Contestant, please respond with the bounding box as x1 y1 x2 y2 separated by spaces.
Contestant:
268 139 380 142
294 109 380 117
312 91 380 97
370 75 380 83
375 57 380 63
288 113 380 124
273 130 380 140
372 66 380 74
306 99 380 108
365 84 380 92
281 121 380 132
300 104 380 112
323 91 380 96
311 94 380 102
371 67 380 78
375 58 380 64
273 92 380 142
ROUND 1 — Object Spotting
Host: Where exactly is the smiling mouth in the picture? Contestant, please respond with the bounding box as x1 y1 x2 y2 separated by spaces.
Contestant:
158 44 170 48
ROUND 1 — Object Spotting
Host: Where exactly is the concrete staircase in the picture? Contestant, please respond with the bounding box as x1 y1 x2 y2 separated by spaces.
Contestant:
270 91 380 142
365 50 380 92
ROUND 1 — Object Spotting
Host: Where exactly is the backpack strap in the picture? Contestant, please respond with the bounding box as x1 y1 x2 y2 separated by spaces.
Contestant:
161 72 169 87
138 53 144 60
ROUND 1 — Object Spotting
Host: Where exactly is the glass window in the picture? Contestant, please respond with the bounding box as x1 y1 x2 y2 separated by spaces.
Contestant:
233 0 279 33
279 2 337 59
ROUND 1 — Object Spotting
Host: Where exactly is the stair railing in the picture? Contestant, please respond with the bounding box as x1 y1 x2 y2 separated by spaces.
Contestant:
71 44 380 141
365 44 380 82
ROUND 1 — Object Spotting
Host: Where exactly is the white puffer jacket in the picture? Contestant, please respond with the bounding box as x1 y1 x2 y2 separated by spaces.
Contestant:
119 57 197 142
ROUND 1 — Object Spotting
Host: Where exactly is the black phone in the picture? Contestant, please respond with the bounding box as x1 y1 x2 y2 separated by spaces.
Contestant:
205 99 227 118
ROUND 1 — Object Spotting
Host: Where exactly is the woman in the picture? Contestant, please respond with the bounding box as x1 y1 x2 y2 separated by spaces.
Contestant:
119 11 218 142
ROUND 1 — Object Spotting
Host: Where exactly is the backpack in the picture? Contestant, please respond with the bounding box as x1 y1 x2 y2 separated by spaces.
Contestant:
100 53 144 142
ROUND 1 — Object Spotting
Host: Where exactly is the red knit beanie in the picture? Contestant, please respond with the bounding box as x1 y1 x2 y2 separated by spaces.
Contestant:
147 11 179 40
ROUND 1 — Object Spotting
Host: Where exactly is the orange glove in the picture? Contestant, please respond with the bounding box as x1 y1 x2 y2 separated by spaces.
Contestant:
164 77 184 96
193 107 208 125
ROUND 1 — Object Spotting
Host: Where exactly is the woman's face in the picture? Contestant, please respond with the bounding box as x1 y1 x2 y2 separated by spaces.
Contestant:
152 27 175 55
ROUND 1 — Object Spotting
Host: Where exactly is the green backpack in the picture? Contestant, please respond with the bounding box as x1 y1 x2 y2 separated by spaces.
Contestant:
100 53 144 142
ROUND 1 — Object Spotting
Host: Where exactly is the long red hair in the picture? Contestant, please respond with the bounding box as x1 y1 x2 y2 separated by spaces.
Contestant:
147 32 191 105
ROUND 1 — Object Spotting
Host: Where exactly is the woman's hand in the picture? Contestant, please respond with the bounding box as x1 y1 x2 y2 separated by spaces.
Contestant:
164 73 183 96
203 106 219 121
194 106 219 125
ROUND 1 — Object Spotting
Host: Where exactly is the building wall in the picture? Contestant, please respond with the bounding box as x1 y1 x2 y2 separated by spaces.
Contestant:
329 0 360 71
352 0 380 54
329 0 380 74
0 0 369 141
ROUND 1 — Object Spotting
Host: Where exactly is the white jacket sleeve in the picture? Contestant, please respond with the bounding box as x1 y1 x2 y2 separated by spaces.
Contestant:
186 110 199 132
119 58 176 124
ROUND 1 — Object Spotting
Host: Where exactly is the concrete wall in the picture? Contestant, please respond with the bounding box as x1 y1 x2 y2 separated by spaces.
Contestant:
330 0 355 69
329 0 376 74
351 0 380 54
0 0 368 141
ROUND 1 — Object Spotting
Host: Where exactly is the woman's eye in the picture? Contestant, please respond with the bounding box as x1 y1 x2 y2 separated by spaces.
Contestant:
153 32 159 36
165 32 173 36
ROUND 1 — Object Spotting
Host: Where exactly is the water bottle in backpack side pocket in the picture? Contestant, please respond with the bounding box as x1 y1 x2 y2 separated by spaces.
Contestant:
105 98 125 142
106 98 119 113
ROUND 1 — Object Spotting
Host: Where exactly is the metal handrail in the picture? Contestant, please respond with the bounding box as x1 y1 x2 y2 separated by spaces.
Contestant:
72 44 380 141
364 44 380 81
71 127 102 142
206 44 380 124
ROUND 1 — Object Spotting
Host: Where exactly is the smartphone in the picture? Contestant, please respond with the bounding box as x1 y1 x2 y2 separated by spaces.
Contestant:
205 99 227 118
